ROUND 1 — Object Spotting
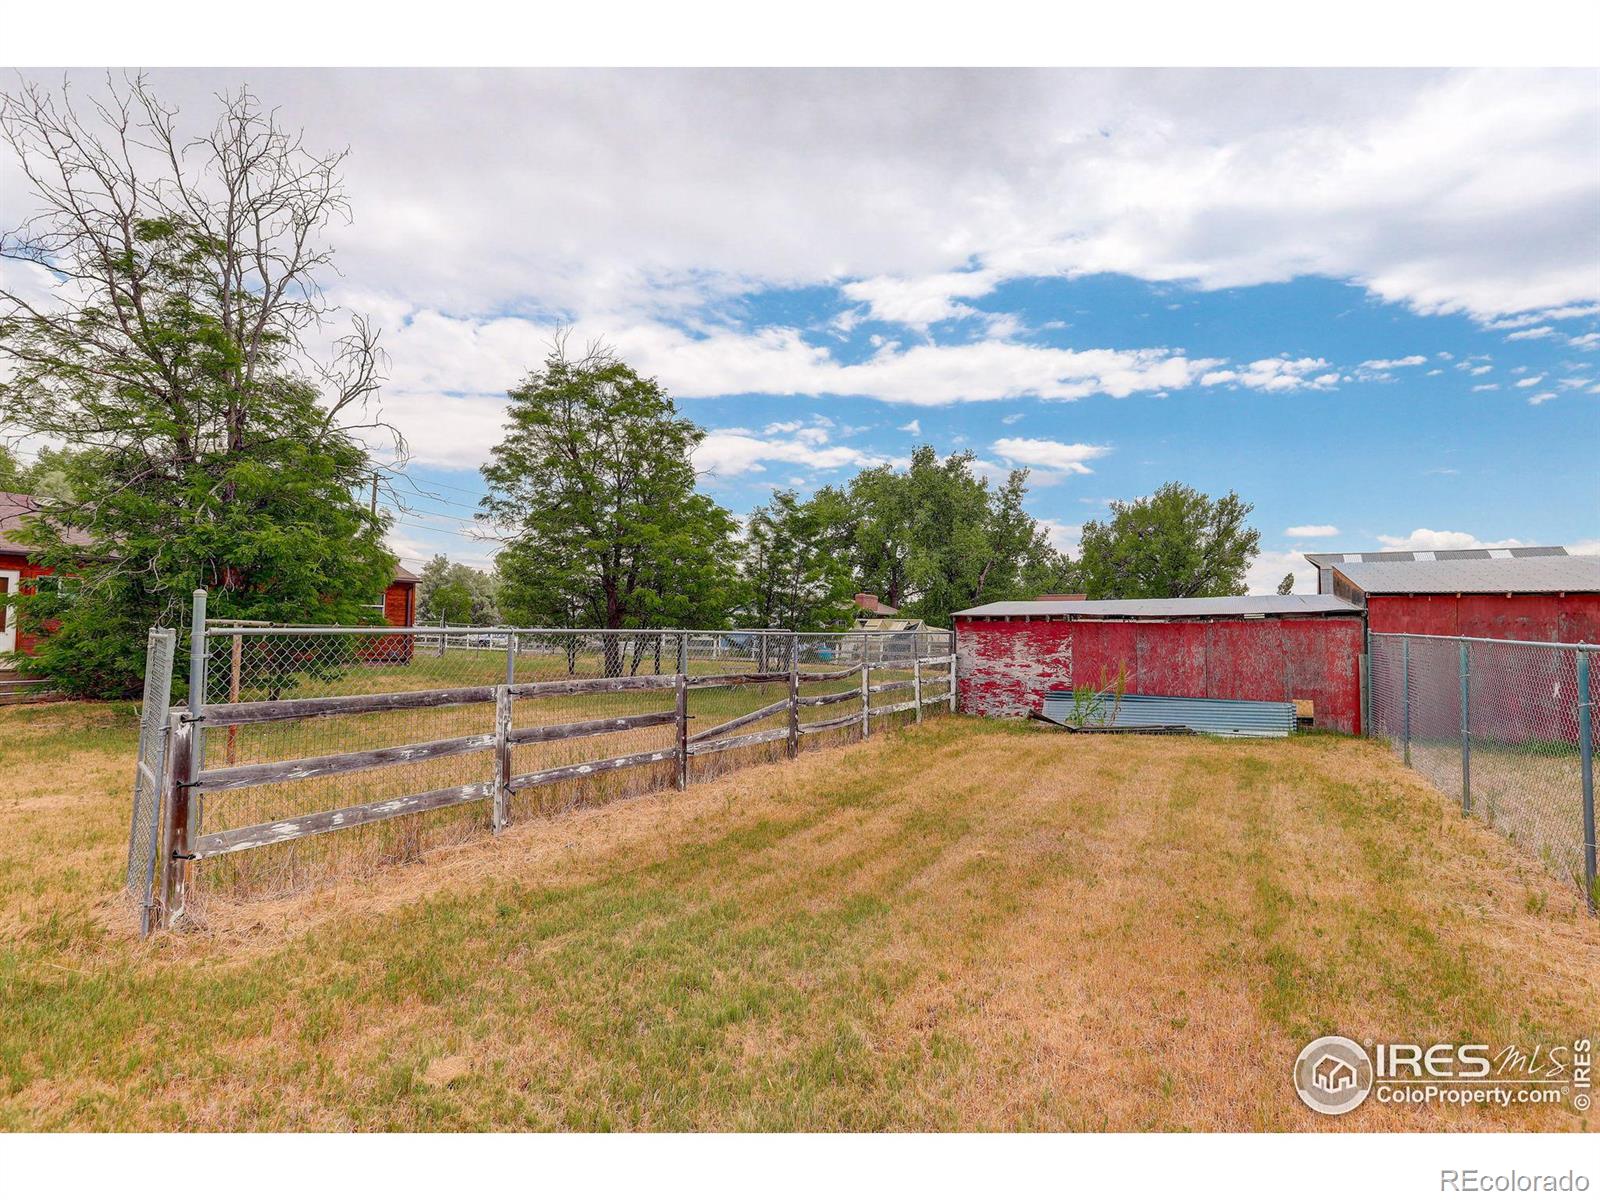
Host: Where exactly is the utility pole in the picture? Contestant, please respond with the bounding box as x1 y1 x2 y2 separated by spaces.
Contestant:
369 473 379 517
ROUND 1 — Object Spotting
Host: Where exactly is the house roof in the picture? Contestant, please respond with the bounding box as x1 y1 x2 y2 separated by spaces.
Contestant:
0 492 93 557
1332 554 1600 596
1305 546 1568 568
953 594 1363 619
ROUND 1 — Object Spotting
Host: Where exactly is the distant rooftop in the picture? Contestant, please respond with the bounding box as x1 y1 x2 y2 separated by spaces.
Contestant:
1332 555 1600 595
0 492 92 556
953 595 1363 620
1304 546 1568 568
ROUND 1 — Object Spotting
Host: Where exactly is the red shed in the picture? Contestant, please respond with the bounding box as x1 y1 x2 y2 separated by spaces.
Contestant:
357 564 419 663
1327 554 1600 643
953 594 1366 733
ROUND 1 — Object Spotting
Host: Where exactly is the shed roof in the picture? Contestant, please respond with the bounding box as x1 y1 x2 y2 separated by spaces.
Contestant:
391 563 420 583
1332 554 1600 595
1304 545 1568 568
952 594 1363 619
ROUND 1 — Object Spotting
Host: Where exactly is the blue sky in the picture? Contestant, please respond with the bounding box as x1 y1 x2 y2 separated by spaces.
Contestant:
6 68 1598 590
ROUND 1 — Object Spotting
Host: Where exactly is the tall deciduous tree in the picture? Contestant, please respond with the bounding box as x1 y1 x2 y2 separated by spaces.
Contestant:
417 554 501 625
740 488 855 629
482 340 738 669
1074 482 1260 599
0 76 395 697
845 447 1072 627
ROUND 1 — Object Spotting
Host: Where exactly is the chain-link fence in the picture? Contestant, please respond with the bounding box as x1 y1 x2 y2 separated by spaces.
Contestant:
125 627 177 935
131 605 955 928
1368 632 1597 906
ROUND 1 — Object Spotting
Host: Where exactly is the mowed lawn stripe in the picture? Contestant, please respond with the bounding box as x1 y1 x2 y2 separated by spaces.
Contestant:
0 705 1595 1131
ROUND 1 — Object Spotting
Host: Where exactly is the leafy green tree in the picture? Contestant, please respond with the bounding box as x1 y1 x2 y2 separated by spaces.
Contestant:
1074 482 1260 600
740 488 856 629
843 447 1072 626
1276 572 1295 596
482 340 738 671
0 445 30 492
418 554 501 625
0 77 393 697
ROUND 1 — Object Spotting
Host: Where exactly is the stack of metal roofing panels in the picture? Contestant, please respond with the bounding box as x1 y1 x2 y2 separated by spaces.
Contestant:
1041 691 1298 737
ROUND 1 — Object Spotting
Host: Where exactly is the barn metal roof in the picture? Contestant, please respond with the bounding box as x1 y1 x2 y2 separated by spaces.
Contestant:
1332 554 1600 595
952 594 1363 619
1304 545 1568 567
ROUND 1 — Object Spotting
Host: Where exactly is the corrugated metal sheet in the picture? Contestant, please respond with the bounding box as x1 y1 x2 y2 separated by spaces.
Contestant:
953 594 1363 619
1334 555 1600 596
1304 546 1568 567
1041 690 1298 737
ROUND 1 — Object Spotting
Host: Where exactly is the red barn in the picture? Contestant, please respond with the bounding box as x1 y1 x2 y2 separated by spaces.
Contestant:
953 594 1366 733
1325 554 1600 643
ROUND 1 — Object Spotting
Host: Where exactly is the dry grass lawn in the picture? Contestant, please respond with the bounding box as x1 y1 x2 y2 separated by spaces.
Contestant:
0 701 1595 1131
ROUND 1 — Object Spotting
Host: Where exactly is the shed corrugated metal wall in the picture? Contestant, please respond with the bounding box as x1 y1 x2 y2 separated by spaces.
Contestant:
954 614 1365 733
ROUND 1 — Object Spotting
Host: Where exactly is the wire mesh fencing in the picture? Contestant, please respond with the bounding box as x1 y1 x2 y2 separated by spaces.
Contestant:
1368 632 1597 906
125 626 176 934
134 615 955 927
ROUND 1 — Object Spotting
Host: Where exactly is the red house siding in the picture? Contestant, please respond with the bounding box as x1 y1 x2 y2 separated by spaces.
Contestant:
1365 593 1600 645
0 550 61 657
955 615 1365 733
357 579 417 663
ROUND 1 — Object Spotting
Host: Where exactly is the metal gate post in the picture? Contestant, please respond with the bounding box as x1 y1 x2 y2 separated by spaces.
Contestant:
1459 640 1472 816
1401 635 1411 767
674 671 689 790
505 632 518 686
913 656 923 723
1578 649 1595 915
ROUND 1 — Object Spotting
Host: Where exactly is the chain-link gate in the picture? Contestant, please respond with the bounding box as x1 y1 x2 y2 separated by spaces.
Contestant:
1369 632 1597 908
125 626 177 935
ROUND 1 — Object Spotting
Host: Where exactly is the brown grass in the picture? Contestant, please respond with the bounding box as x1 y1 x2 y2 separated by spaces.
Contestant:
0 702 1595 1131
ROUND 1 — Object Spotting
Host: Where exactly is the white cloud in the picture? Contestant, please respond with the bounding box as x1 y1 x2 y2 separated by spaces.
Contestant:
1471 383 1499 391
1359 355 1427 369
1515 374 1546 388
1465 363 1494 375
1201 356 1335 392
1571 332 1600 350
1526 391 1558 405
1036 519 1083 557
1246 550 1316 596
898 419 921 435
1284 524 1339 538
991 437 1112 477
1485 304 1600 328
12 68 1591 338
693 421 894 478
1000 413 1025 425
1569 539 1600 556
1375 529 1528 551
841 269 1001 329
1504 325 1556 340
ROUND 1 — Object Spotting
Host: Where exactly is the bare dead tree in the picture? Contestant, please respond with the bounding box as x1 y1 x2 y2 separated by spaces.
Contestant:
0 72 397 462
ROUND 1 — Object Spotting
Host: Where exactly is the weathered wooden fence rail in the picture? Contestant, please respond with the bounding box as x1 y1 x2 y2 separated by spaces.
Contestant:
145 651 957 932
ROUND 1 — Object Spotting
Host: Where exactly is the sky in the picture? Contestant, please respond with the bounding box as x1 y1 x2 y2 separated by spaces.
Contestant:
5 67 1599 592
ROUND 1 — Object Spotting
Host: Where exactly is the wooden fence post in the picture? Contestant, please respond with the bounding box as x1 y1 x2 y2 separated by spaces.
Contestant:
913 656 923 724
948 646 957 713
787 636 800 758
492 685 511 833
860 662 870 738
675 672 689 789
161 716 195 928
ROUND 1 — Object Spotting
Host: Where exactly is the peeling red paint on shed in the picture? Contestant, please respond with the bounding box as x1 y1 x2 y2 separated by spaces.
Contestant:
955 615 1365 733
1365 593 1600 644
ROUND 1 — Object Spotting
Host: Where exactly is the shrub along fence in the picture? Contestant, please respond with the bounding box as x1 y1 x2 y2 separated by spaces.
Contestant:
126 593 955 934
1367 632 1597 911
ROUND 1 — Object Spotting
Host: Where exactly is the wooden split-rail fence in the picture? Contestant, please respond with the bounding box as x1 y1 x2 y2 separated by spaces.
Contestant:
147 653 957 932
